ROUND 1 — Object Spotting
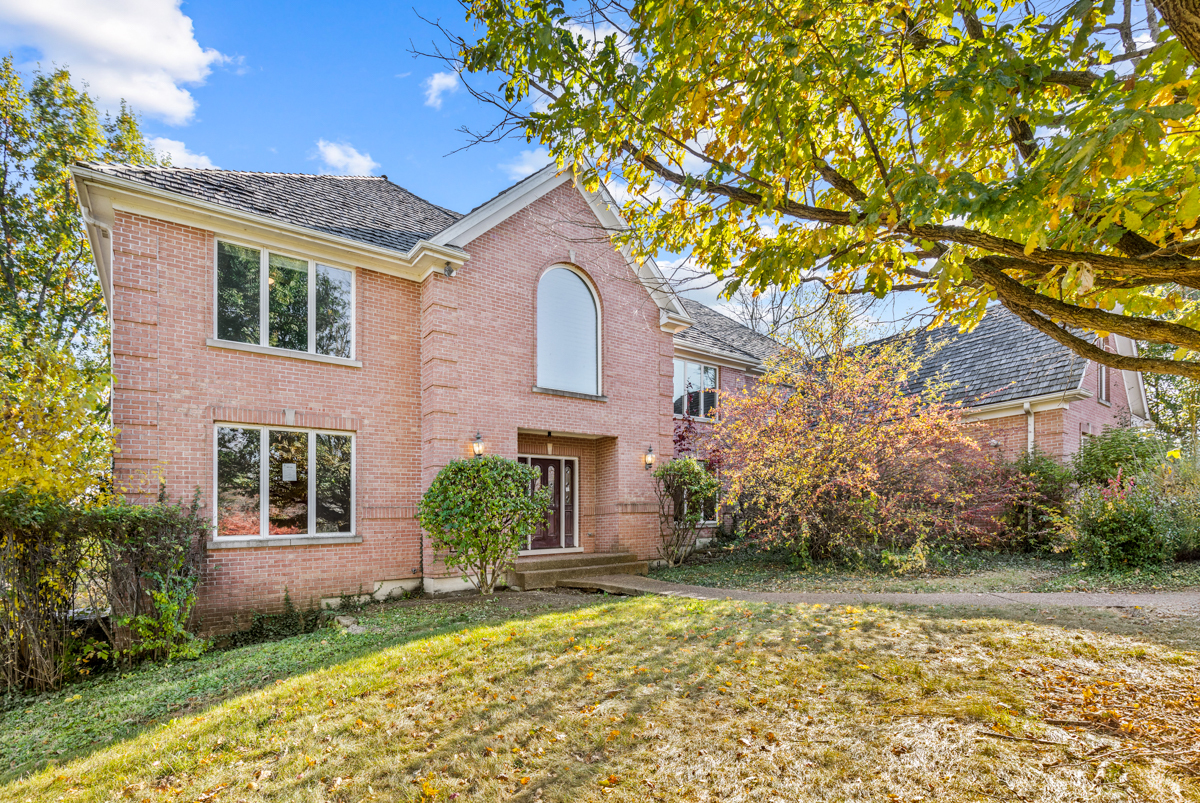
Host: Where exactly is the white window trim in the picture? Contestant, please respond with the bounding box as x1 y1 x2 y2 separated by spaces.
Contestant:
536 264 602 397
212 422 356 540
673 359 720 421
213 238 357 361
517 454 583 555
1095 338 1111 405
684 460 720 526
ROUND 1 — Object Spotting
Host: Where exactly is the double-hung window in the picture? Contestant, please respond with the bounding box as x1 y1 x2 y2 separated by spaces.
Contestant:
673 359 718 418
215 425 354 537
216 240 354 359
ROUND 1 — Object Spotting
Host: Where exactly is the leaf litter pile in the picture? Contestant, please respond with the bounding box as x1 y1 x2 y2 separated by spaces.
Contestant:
1025 659 1200 777
8 597 1199 803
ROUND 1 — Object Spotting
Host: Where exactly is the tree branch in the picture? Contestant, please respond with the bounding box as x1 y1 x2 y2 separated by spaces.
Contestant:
623 140 1200 279
1001 300 1200 379
973 256 1200 351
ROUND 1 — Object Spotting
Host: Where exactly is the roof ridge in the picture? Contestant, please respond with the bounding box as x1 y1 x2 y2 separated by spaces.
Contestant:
81 161 389 180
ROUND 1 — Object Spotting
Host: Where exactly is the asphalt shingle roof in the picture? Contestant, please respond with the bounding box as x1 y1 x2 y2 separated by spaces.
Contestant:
674 300 1085 407
674 298 784 364
79 163 462 254
898 306 1088 406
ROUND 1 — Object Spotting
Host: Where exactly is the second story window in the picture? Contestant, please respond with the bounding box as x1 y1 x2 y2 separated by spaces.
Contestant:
216 240 353 359
674 359 718 418
536 266 600 395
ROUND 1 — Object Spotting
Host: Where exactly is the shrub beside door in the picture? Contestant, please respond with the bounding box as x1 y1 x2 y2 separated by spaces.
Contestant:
417 455 552 594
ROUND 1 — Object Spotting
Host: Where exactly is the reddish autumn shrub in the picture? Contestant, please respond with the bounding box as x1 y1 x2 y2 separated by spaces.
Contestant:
715 332 1021 567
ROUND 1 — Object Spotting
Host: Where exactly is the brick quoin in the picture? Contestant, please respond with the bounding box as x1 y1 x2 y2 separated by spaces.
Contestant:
109 181 673 632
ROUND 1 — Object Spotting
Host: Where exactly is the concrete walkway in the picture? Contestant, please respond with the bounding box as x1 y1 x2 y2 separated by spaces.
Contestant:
558 574 1200 618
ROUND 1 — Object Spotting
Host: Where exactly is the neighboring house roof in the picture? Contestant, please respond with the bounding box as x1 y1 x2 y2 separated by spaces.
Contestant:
674 298 783 365
671 300 1150 418
899 306 1089 406
77 163 463 254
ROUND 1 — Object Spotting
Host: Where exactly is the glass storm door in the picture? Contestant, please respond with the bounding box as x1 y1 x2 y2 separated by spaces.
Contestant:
519 456 577 550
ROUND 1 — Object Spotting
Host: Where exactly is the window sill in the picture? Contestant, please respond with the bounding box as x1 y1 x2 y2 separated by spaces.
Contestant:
673 414 716 422
208 533 362 549
531 385 608 402
1098 399 1112 407
206 338 362 367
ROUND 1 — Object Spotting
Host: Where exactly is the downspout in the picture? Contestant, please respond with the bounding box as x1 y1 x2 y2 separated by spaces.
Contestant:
80 203 117 493
1024 402 1035 533
1023 402 1034 454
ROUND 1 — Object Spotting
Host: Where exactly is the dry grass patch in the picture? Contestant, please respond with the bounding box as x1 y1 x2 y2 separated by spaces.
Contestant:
5 597 1198 803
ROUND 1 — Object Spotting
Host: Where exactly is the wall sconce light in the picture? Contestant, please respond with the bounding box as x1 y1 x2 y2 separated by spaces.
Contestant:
472 431 484 457
644 445 655 470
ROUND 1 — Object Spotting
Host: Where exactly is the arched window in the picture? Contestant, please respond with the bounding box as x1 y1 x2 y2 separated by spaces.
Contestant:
537 267 599 395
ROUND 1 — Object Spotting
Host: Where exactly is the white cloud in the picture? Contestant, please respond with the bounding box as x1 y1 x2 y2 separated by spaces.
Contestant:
500 148 553 181
422 71 458 109
314 139 380 175
0 0 226 125
149 136 216 169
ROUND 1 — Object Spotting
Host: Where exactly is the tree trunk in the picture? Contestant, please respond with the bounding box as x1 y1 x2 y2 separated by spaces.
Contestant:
1154 0 1200 64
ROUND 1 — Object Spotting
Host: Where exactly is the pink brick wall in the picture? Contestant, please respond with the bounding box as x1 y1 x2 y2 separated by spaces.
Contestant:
110 212 425 632
972 334 1133 463
109 180 675 630
420 182 672 569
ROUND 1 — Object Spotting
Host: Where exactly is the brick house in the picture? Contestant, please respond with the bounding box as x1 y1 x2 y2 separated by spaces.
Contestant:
72 162 700 629
71 160 1148 627
670 298 1151 463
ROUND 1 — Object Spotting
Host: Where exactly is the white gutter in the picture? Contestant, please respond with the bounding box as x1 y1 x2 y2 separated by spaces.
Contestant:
70 165 469 280
673 341 767 374
962 388 1091 422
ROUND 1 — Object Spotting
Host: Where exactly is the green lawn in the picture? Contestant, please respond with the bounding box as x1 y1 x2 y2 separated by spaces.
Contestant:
0 592 596 784
652 548 1200 594
2 593 1198 802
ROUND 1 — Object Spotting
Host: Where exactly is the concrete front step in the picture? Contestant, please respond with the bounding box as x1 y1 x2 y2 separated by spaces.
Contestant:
506 553 648 591
513 551 640 572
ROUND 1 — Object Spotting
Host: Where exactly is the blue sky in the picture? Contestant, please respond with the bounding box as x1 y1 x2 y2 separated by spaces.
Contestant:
0 0 548 216
0 0 931 327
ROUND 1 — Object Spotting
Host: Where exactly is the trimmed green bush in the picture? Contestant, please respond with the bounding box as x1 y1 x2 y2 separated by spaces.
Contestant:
0 488 86 691
417 455 551 595
84 489 208 666
0 487 208 691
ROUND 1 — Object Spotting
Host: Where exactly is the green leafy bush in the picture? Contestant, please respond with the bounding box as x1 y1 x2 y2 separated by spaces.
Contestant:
83 489 209 665
1144 460 1200 561
1061 476 1171 570
1006 449 1075 551
0 487 209 690
652 458 721 567
417 456 551 595
1072 426 1167 486
0 488 88 691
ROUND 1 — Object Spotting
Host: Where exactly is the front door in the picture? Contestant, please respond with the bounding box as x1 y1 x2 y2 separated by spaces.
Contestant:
520 456 577 551
529 458 561 550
